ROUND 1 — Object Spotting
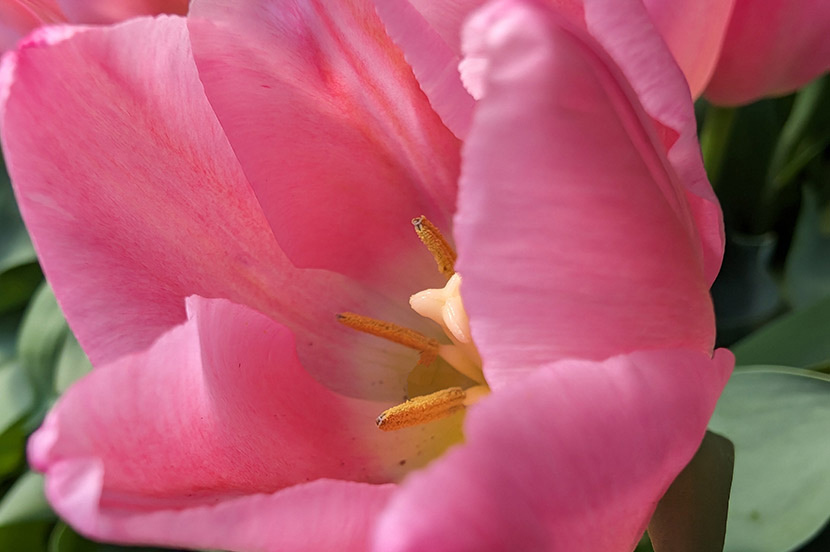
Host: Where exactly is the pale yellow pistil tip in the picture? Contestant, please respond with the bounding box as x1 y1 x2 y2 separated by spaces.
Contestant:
376 387 466 432
412 215 457 278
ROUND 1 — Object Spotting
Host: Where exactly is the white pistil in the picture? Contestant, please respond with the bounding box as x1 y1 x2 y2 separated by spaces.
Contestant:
410 273 471 344
410 273 483 383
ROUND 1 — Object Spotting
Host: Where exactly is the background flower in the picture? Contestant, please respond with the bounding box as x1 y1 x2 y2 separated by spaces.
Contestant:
703 0 830 105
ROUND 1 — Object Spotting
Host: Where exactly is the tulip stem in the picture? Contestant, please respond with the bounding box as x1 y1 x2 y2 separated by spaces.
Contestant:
699 104 737 189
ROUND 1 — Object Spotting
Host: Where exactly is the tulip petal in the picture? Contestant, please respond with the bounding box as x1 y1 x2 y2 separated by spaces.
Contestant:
47 464 394 551
642 0 734 99
454 0 717 388
30 296 462 548
0 0 65 50
56 0 187 23
2 18 249 365
188 0 461 295
372 348 734 552
705 0 830 105
397 0 486 54
371 0 584 138
370 0 482 138
580 0 725 285
0 17 428 400
375 0 724 284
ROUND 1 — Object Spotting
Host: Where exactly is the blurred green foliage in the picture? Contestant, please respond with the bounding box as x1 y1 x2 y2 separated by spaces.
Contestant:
710 368 830 552
701 74 830 552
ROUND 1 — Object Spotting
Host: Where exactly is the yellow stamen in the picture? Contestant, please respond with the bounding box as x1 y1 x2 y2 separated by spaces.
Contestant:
337 312 439 358
412 215 457 278
376 387 466 431
418 348 439 367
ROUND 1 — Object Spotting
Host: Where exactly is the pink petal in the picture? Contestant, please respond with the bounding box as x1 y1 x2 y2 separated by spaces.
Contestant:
705 0 830 105
0 0 65 50
188 0 460 295
371 0 583 138
400 0 487 54
47 463 394 551
580 0 725 285
1 17 426 400
56 0 187 23
375 0 723 283
30 296 462 548
373 348 734 552
642 0 735 98
373 0 724 283
455 0 717 388
371 0 478 138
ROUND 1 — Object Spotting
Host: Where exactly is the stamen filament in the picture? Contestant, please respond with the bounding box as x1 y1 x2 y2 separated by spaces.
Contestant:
376 387 466 431
412 215 457 278
337 312 439 356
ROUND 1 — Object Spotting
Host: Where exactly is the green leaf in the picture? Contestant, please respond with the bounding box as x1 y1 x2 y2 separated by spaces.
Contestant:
647 431 734 552
0 311 23 364
53 333 92 395
12 281 92 430
18 283 71 403
634 534 655 552
0 521 52 551
0 360 34 435
49 522 171 552
0 263 42 315
0 163 36 275
715 99 792 233
784 188 830 309
699 104 737 187
0 421 26 479
708 367 830 552
49 524 86 552
731 294 830 370
0 472 54 526
711 232 781 345
767 76 830 193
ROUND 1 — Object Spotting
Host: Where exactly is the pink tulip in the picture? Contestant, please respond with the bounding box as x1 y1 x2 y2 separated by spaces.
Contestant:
383 0 829 109
704 0 830 105
0 0 188 51
3 0 731 549
645 0 830 103
641 0 735 99
374 0 734 132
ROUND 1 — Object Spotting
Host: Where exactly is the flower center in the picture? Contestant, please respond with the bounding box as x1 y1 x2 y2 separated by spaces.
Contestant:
338 216 488 431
